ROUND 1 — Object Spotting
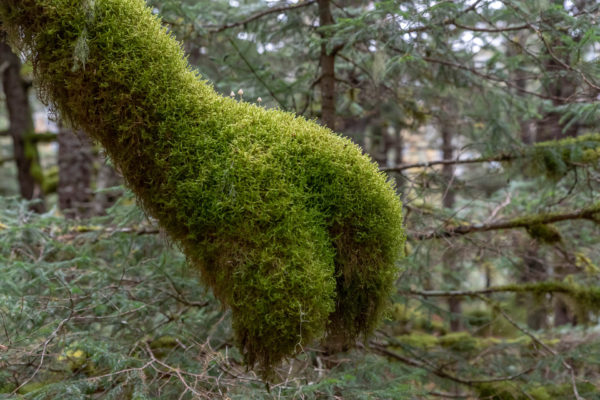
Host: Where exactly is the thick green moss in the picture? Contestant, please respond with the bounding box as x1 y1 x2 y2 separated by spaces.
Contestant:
0 0 405 375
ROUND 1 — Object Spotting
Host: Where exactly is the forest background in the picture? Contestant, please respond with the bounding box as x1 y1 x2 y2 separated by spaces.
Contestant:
0 0 599 399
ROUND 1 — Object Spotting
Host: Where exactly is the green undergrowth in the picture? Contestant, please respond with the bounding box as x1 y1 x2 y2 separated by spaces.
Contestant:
0 196 419 399
476 381 599 400
0 0 405 376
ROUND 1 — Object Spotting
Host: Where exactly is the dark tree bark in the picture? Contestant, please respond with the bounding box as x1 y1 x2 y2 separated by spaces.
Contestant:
93 155 122 215
58 127 94 218
520 248 548 330
0 34 45 212
441 124 461 332
317 0 336 130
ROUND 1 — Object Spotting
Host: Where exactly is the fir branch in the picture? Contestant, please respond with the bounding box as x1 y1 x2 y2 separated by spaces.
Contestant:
411 203 600 240
400 281 600 305
207 0 317 33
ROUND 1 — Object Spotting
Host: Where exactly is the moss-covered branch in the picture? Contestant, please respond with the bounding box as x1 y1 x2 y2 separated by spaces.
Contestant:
384 133 600 175
0 0 405 377
412 203 600 240
401 281 600 310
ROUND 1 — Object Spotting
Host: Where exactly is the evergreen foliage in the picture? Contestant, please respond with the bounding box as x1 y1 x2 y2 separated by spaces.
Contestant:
0 0 405 375
0 196 419 398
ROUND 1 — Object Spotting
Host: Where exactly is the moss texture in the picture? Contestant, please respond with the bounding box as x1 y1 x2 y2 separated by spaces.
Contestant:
528 133 600 179
0 0 405 375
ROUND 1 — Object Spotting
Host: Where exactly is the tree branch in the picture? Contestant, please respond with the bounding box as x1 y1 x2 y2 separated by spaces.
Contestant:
381 153 515 172
368 341 535 386
411 203 600 240
0 156 14 165
400 281 600 301
482 296 585 400
208 0 317 33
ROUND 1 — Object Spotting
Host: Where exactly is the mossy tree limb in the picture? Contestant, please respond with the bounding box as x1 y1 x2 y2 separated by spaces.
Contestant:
0 0 405 376
413 203 600 240
402 281 600 310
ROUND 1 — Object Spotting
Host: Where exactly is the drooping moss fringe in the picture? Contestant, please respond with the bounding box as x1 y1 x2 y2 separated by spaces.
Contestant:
0 0 405 375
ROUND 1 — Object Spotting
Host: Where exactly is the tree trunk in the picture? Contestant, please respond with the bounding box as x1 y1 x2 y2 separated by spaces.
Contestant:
93 156 122 215
58 127 94 218
441 125 461 332
0 35 45 212
317 0 336 130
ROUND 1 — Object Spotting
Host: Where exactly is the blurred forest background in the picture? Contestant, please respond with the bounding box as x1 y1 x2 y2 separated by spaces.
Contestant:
1 0 600 398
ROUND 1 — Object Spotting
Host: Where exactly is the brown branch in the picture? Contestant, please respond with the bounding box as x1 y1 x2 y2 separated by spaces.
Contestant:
452 22 529 33
400 281 599 298
368 341 535 386
411 203 600 240
0 156 14 165
208 0 317 33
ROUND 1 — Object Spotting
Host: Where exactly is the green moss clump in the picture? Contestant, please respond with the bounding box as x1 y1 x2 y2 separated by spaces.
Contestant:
477 382 599 400
528 133 600 179
525 223 562 244
438 331 479 353
0 0 405 376
394 333 439 349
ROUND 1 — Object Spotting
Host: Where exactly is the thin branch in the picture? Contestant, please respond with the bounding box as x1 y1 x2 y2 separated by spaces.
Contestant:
368 341 535 386
381 153 515 172
208 1 317 33
483 296 585 400
411 203 600 240
12 295 74 395
228 38 287 110
400 281 599 298
420 56 572 102
452 22 529 33
0 156 14 165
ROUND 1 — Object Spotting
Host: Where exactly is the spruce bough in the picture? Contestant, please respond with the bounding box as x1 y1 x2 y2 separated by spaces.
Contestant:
0 0 405 375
